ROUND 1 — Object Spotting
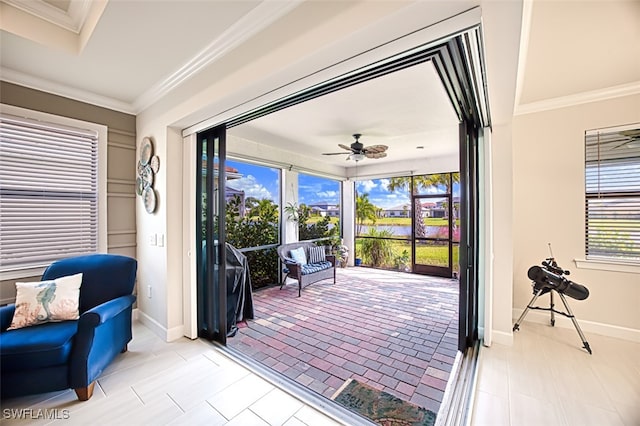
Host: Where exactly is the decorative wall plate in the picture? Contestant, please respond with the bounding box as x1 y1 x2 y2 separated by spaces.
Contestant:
150 155 160 174
141 164 153 187
140 137 153 166
137 160 145 176
136 177 144 196
143 186 156 214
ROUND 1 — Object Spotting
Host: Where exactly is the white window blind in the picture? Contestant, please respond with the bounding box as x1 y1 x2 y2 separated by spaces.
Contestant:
585 124 640 261
0 113 99 272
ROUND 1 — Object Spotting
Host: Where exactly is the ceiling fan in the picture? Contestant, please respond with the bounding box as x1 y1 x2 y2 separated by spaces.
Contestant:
612 129 640 149
322 133 388 161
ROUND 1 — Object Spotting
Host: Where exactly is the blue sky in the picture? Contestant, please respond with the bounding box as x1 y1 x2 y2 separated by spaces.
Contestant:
226 160 340 205
225 160 458 209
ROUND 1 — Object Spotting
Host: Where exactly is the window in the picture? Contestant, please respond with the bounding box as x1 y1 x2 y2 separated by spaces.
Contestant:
297 173 341 242
0 110 106 277
224 159 281 288
585 124 640 262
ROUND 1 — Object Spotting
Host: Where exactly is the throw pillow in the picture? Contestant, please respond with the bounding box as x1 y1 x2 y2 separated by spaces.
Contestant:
289 247 307 265
8 273 83 330
308 246 326 264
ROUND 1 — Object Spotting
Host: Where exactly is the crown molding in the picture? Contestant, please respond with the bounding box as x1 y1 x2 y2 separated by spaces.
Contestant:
132 0 303 113
515 81 640 115
0 67 135 114
2 1 303 115
1 0 93 34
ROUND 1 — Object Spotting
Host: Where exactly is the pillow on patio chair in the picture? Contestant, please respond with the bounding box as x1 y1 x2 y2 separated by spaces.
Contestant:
290 247 307 265
308 246 326 264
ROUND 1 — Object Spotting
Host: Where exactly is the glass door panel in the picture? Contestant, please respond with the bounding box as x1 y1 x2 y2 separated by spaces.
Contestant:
196 126 227 344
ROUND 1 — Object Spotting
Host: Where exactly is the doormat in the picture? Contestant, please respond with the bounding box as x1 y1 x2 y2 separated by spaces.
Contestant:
332 379 437 426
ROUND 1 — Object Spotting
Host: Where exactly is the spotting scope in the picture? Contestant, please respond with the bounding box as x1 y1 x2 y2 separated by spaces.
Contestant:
527 260 589 301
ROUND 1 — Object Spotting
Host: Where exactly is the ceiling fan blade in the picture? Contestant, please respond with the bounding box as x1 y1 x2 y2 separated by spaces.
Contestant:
338 143 353 151
322 152 349 155
365 151 387 159
363 144 388 153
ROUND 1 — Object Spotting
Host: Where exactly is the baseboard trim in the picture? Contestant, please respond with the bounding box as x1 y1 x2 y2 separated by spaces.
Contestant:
512 308 640 343
490 329 513 346
136 309 185 342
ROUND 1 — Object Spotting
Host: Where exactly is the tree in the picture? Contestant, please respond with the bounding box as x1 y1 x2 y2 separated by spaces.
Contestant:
355 193 378 235
386 173 459 237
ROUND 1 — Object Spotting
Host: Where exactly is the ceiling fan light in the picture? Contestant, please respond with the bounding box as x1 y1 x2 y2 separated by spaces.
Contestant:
351 153 365 161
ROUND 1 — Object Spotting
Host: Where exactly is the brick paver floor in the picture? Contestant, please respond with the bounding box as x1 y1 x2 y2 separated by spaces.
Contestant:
227 266 459 414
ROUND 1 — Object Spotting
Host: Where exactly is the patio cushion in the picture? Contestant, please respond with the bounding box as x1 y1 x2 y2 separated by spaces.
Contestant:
308 246 326 263
301 261 332 275
290 247 307 265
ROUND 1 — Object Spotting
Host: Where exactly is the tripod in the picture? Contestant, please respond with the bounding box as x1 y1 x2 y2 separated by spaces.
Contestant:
513 287 592 354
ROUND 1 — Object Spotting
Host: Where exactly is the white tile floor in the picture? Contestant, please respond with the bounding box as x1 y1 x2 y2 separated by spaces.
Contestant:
0 322 344 425
471 321 640 426
3 320 639 426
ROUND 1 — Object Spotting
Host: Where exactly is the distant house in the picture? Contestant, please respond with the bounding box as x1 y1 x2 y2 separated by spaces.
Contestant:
201 162 246 216
309 202 340 217
383 204 411 218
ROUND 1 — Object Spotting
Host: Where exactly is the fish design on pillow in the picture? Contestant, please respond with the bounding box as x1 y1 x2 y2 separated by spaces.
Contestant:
36 282 57 321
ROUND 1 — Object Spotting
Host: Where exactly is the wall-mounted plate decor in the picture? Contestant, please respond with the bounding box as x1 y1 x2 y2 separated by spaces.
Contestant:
140 137 153 166
150 155 160 174
136 177 144 196
141 164 153 187
143 186 156 214
137 136 158 214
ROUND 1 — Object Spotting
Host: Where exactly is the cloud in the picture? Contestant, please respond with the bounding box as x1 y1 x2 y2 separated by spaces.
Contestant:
317 190 338 199
358 180 377 192
227 175 274 201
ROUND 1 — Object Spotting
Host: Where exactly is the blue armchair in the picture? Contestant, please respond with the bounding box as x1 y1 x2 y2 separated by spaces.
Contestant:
0 254 137 400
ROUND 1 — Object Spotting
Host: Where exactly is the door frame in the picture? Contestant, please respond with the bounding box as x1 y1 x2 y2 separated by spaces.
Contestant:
411 191 454 278
182 17 489 352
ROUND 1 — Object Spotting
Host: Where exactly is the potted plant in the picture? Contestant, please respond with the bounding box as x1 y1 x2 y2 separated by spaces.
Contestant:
393 249 410 272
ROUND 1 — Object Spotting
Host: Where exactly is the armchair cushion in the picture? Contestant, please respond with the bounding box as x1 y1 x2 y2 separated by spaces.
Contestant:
1 321 78 370
8 273 82 330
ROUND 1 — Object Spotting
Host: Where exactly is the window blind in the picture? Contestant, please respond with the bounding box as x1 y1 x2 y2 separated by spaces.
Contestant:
0 114 99 272
585 124 640 261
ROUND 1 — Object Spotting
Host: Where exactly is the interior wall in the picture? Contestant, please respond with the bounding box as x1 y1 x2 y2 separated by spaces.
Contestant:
0 82 137 304
512 94 640 338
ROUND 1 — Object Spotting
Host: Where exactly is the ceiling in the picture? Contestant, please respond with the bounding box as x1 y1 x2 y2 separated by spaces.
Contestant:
1 0 638 170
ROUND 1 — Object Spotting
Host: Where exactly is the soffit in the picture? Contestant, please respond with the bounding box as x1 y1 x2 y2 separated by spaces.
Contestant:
519 0 640 105
229 61 460 169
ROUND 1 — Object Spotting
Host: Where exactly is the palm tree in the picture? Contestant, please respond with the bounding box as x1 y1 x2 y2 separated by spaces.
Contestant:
355 193 378 236
386 173 459 237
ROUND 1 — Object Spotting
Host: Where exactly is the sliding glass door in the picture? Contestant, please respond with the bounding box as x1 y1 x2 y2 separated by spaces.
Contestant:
196 125 227 344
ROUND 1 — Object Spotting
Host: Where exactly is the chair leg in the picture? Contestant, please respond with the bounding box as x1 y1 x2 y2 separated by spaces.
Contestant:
280 273 288 290
121 344 128 353
298 281 301 297
74 381 96 401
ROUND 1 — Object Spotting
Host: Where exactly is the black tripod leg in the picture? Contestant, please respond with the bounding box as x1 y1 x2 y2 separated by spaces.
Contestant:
513 289 544 332
550 291 555 326
558 293 592 355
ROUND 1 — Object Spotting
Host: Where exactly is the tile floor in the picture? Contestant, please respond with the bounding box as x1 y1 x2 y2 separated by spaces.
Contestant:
228 267 459 413
471 321 640 426
0 322 345 425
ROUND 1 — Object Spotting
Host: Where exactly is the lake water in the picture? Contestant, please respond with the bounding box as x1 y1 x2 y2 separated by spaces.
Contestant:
359 225 446 237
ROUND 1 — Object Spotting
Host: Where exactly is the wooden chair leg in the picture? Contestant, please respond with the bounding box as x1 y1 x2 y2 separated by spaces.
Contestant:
74 381 96 401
